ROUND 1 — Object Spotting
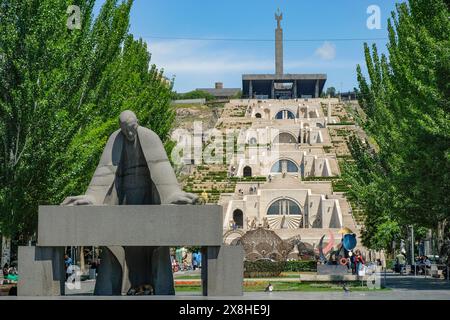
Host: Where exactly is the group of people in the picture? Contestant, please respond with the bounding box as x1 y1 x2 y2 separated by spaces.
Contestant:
347 250 365 275
237 186 259 196
171 250 202 273
394 253 433 275
415 255 432 275
2 263 18 284
248 186 258 194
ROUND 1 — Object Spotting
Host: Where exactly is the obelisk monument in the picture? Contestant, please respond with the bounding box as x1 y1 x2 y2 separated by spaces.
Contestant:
275 9 284 76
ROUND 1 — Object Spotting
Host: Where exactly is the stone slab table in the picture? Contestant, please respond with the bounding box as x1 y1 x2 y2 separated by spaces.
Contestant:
18 205 244 297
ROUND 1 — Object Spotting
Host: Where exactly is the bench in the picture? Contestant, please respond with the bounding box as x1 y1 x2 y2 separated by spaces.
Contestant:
405 265 411 274
18 205 244 296
429 264 443 278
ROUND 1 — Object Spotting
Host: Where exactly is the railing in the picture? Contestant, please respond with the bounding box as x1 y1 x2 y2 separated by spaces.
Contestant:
399 263 449 280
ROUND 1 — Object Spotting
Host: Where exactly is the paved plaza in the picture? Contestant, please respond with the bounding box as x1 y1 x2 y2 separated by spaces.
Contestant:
3 273 449 300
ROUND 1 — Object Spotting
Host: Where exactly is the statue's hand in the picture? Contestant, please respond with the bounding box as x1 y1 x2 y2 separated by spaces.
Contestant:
167 191 198 205
61 195 95 206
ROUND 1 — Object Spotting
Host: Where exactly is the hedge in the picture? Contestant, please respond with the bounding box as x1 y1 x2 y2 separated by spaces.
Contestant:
244 260 317 278
303 176 341 181
230 176 267 182
283 260 317 272
386 259 396 270
328 122 355 126
244 260 286 278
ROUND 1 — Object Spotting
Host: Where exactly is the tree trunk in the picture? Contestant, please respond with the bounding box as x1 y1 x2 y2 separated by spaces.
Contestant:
1 236 12 267
437 219 448 254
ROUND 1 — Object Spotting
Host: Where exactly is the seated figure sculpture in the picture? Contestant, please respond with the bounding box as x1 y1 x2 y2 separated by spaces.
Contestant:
62 110 198 295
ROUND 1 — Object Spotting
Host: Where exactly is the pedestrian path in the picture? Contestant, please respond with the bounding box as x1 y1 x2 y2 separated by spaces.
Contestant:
384 274 450 291
4 272 449 300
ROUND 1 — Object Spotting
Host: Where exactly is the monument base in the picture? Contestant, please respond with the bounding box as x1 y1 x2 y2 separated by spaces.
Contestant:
18 205 244 297
202 245 244 296
18 246 65 296
317 264 350 276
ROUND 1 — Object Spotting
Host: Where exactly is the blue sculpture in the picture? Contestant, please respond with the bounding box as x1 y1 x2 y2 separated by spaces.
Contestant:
317 227 357 265
343 233 357 251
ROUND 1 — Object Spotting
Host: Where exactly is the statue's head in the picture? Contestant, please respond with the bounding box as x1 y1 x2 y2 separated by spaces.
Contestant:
119 110 139 142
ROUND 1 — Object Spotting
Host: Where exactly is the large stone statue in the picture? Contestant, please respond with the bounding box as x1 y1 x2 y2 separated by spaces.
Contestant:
275 9 283 29
62 110 198 295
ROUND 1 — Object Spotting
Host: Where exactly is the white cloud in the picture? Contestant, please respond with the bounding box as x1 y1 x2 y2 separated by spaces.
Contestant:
315 42 336 60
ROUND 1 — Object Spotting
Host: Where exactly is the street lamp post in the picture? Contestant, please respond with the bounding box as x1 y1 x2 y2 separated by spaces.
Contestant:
410 225 415 275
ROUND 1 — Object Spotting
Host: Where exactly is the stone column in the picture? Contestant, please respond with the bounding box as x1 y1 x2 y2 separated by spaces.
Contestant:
271 80 275 99
315 80 320 98
201 245 244 296
249 80 253 99
293 81 297 98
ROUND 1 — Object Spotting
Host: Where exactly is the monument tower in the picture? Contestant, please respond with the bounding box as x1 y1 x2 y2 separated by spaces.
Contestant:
242 9 327 99
275 9 283 75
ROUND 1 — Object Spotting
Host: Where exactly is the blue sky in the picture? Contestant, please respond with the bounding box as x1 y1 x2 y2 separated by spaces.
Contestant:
95 0 400 93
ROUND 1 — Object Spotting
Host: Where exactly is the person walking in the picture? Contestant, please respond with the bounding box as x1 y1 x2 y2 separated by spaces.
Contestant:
64 254 73 281
349 252 356 275
192 252 198 271
197 251 202 269
355 250 365 275
395 253 406 274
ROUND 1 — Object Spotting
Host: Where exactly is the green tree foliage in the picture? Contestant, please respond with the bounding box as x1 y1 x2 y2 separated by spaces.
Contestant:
173 89 215 101
0 0 175 239
343 0 450 250
231 89 242 99
325 87 337 98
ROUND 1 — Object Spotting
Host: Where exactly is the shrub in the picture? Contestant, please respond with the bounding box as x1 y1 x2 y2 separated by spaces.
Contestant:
283 260 317 272
244 260 318 277
386 259 396 270
327 122 355 126
303 176 340 181
174 89 215 101
244 260 286 278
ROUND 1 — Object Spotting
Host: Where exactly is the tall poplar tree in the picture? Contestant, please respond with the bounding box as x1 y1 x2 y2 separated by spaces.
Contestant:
0 0 175 240
344 0 449 251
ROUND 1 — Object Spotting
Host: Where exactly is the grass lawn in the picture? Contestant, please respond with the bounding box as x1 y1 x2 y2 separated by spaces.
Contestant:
174 272 307 280
174 274 202 280
175 281 389 293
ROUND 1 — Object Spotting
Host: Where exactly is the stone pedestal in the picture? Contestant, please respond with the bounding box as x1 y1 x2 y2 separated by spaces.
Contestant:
317 264 349 275
202 245 244 296
18 205 243 297
18 246 65 296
